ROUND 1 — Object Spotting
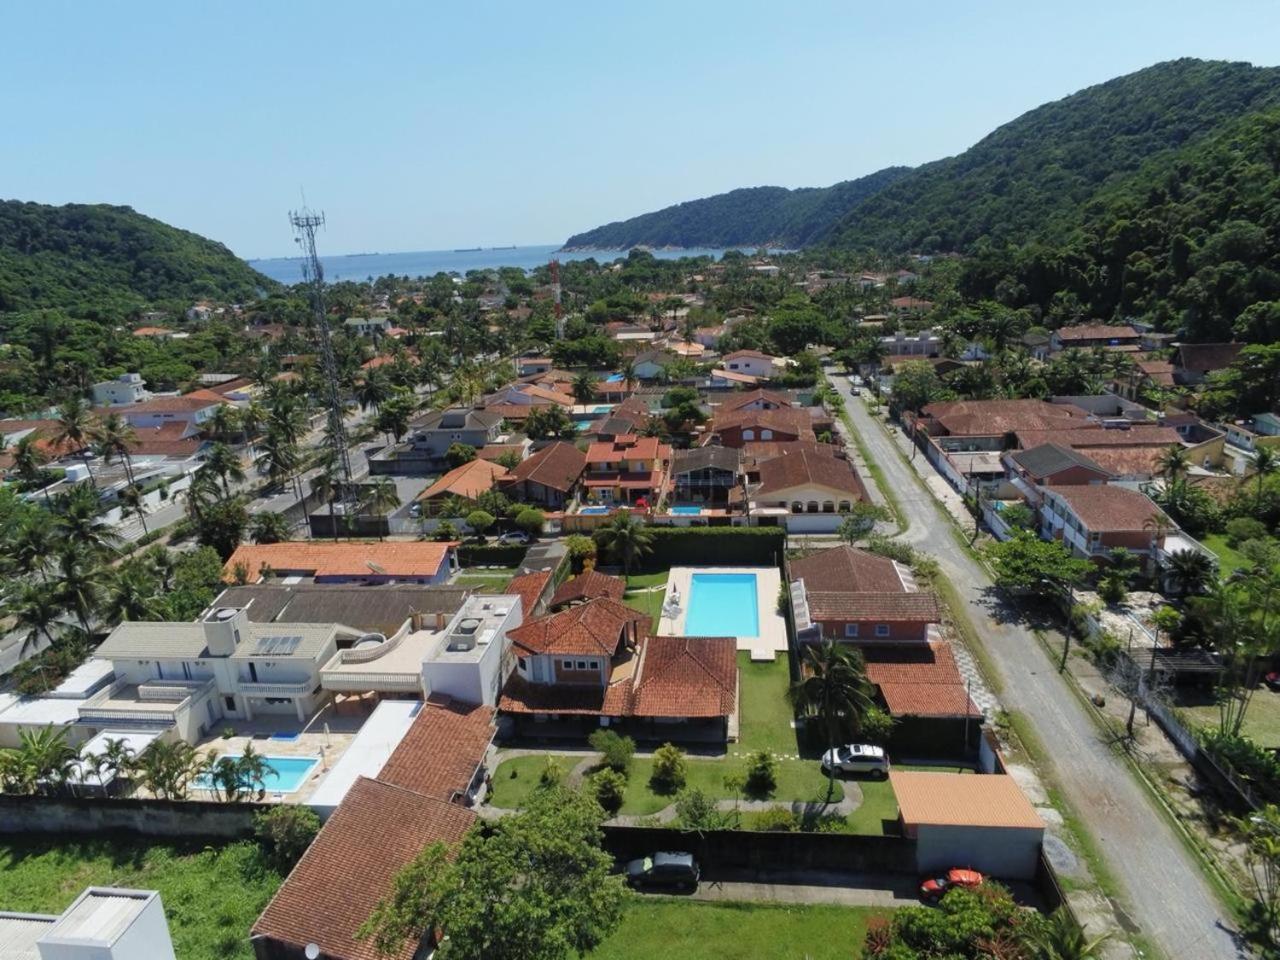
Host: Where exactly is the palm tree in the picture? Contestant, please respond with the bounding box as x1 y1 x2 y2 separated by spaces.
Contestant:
53 546 106 638
788 640 876 799
136 740 203 800
207 404 241 444
202 442 246 497
103 569 164 622
10 434 52 503
53 396 99 482
621 360 637 393
183 469 222 525
250 511 292 544
117 484 149 537
356 368 391 413
1253 446 1279 512
595 512 654 576
3 581 63 658
93 412 139 487
1163 549 1216 597
98 737 136 794
53 484 121 557
9 511 56 581
571 372 596 406
1157 444 1190 484
1022 906 1110 960
360 479 401 541
18 727 78 795
258 429 300 494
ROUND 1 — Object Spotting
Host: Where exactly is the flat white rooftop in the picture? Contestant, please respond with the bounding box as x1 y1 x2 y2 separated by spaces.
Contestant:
43 888 155 945
306 700 421 816
0 914 55 959
0 696 83 726
48 658 115 699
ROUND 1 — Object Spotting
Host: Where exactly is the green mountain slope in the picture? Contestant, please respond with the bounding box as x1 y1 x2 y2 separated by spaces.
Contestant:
561 167 912 250
822 59 1280 251
0 201 275 313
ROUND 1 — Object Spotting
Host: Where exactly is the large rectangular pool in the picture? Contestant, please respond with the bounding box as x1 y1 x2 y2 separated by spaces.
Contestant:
684 573 760 638
195 754 320 794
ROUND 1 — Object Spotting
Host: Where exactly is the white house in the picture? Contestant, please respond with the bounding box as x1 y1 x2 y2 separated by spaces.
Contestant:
344 316 394 336
0 887 177 960
91 373 150 407
721 350 777 379
112 391 225 430
421 594 523 706
880 328 942 357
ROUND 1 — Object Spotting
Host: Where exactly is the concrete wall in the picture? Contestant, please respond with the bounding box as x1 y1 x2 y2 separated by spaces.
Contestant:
914 824 1043 880
0 796 263 839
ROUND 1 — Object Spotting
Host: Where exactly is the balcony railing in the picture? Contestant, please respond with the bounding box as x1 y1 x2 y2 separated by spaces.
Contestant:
235 678 317 697
320 671 422 693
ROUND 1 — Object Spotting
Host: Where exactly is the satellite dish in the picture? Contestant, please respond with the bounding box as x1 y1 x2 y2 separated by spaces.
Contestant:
305 945 321 960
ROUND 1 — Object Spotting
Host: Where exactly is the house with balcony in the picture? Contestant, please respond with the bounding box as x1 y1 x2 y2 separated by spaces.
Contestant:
91 372 151 407
343 316 394 337
1002 443 1113 508
790 545 941 644
407 407 504 460
582 435 672 506
670 446 741 506
1038 485 1168 568
498 440 586 508
91 606 348 740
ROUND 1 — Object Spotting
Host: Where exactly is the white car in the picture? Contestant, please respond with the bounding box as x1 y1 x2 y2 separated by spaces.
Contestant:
849 375 863 387
821 744 889 779
497 530 531 545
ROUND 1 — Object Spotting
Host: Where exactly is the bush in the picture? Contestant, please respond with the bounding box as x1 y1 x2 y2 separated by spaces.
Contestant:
674 787 732 830
465 509 496 540
253 805 321 870
538 757 565 788
743 751 777 797
753 808 799 832
588 729 635 775
1098 570 1128 604
590 769 627 815
635 527 786 570
455 543 527 566
1226 516 1268 547
515 507 545 537
862 534 916 564
565 534 597 572
649 742 687 794
858 707 897 747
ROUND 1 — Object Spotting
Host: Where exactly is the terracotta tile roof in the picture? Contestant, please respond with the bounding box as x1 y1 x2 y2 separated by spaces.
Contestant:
585 436 668 464
879 682 977 717
718 389 794 413
923 399 1090 438
1176 342 1243 373
507 598 647 657
376 698 495 802
1045 484 1164 533
500 441 586 492
499 673 634 716
131 326 172 336
485 402 536 421
1077 446 1164 479
1054 323 1139 342
889 296 933 310
1016 425 1181 449
631 636 737 719
805 591 943 623
516 384 575 406
223 541 456 582
711 368 763 384
863 643 962 686
739 440 834 465
723 349 773 362
754 448 868 499
251 777 474 960
419 459 507 501
505 569 554 617
1008 443 1111 481
476 443 526 463
713 405 816 438
791 545 904 593
118 392 228 414
1135 360 1175 386
550 571 626 608
890 771 1044 830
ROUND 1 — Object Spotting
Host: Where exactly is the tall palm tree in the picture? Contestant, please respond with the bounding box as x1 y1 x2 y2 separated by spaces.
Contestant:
18 727 78 796
258 429 300 494
3 581 63 658
53 396 98 482
1253 446 1279 512
1157 444 1190 484
1022 906 1110 960
595 511 654 576
571 372 596 406
788 640 876 799
207 404 240 444
1163 549 1216 597
356 368 391 413
103 569 164 622
54 484 121 557
53 546 106 638
202 442 246 497
183 469 222 525
116 484 150 537
10 434 52 503
250 511 292 544
9 511 56 582
93 412 139 487
360 479 401 541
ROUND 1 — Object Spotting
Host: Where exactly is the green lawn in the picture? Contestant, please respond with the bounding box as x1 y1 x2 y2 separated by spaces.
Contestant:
488 754 564 809
618 755 842 815
1180 688 1280 747
626 572 671 590
0 836 283 960
1202 533 1280 578
455 575 515 592
736 652 802 755
623 572 669 630
588 898 880 959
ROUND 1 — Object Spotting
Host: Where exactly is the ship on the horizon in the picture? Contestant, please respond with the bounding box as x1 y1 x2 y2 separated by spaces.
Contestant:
454 246 483 252
489 244 518 250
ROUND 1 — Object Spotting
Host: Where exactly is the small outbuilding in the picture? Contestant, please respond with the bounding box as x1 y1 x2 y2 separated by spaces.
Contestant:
890 770 1045 880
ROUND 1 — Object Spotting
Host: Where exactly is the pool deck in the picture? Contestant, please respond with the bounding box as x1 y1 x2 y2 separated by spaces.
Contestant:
658 566 787 661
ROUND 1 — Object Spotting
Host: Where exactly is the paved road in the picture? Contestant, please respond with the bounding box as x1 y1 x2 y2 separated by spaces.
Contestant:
832 376 1245 960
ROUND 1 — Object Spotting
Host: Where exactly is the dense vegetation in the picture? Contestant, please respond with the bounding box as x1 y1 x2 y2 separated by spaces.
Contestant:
0 201 274 314
561 167 911 250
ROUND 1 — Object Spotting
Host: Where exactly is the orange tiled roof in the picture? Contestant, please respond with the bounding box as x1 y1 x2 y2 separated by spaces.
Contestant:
805 591 942 623
1054 323 1139 342
507 597 647 657
550 571 626 608
1045 484 1164 533
863 643 962 686
890 770 1043 829
631 635 737 719
879 682 977 718
223 541 456 582
791 545 904 593
500 441 586 492
419 459 507 501
376 698 495 802
504 569 554 617
754 448 868 499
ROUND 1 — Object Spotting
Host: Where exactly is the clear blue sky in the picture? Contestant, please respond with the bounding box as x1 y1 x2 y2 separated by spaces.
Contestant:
5 0 1278 259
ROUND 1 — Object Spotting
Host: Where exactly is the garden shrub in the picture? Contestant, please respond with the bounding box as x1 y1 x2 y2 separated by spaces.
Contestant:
753 808 798 832
649 742 687 794
252 805 321 870
591 769 627 815
538 756 565 788
588 729 635 775
743 750 777 797
1226 516 1268 547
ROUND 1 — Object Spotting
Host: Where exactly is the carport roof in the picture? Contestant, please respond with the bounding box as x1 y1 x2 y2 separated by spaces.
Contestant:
890 771 1043 830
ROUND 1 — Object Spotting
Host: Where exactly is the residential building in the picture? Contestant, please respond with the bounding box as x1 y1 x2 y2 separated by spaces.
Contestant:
223 542 459 586
862 643 980 756
516 355 554 376
720 349 776 379
748 447 869 517
417 459 508 516
709 406 817 448
1175 342 1244 385
1003 443 1113 507
549 571 626 610
880 328 942 357
418 594 523 707
213 582 471 637
498 440 586 508
1049 323 1140 352
407 407 504 459
790 545 940 643
0 887 177 960
717 388 794 414
670 446 741 505
342 316 393 336
889 296 934 313
1039 485 1166 564
890 770 1045 880
504 569 556 619
631 349 672 380
583 435 672 506
91 372 150 407
110 390 227 430
709 367 764 388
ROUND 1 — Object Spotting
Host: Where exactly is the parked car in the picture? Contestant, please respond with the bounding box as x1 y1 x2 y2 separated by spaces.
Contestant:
820 744 889 779
625 851 700 891
920 867 985 901
497 530 531 545
849 375 863 387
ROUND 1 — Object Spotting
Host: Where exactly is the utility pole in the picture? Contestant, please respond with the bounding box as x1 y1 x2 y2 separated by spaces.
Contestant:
289 208 358 521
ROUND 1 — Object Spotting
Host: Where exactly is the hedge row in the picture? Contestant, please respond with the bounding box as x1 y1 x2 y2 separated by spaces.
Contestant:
627 527 786 570
457 543 529 567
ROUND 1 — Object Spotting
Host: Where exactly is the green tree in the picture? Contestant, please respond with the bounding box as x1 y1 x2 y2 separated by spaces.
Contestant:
594 512 653 575
1254 447 1280 512
253 804 321 871
202 442 246 497
465 509 496 541
358 842 453 958
571 372 597 405
514 507 545 538
250 511 292 544
1023 906 1111 960
360 479 402 541
590 769 627 815
889 360 943 413
446 443 477 468
835 502 890 543
789 640 876 799
52 396 98 482
588 728 634 774
985 531 1091 600
649 742 687 794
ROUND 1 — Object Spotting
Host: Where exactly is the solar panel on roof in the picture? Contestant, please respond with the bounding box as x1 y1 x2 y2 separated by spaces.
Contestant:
253 634 302 655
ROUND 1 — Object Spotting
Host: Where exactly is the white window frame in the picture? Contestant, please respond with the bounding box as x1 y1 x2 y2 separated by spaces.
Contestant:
875 624 891 637
844 624 859 638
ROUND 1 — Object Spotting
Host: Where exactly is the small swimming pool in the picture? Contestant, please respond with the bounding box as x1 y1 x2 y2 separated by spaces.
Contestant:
684 573 760 637
669 505 703 516
195 754 320 794
579 505 611 515
604 374 624 383
592 405 612 413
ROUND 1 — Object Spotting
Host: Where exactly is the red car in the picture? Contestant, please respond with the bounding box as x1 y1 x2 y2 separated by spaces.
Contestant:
919 868 985 901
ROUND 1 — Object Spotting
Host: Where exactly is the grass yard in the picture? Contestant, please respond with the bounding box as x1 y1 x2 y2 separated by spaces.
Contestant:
1202 533 1280 578
623 571 669 630
1180 687 1280 748
0 836 283 960
736 652 802 755
455 575 515 592
626 571 671 590
588 898 880 960
618 755 842 815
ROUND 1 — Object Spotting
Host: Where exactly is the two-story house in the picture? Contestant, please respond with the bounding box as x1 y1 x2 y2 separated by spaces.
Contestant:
408 408 504 460
1039 484 1168 568
91 373 151 407
498 440 586 508
582 435 672 506
670 446 741 506
343 316 394 337
720 350 777 379
790 545 942 644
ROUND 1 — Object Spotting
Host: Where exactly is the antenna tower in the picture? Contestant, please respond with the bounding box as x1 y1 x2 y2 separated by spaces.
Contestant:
550 258 564 339
289 208 358 517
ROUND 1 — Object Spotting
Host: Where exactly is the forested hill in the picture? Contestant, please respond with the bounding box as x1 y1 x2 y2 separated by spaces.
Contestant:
560 166 912 250
821 59 1280 251
0 201 275 313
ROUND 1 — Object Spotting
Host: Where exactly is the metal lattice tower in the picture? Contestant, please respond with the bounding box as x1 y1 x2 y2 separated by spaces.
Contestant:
289 208 358 516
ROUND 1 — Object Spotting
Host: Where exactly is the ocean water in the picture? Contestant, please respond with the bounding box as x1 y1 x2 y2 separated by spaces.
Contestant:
248 244 753 284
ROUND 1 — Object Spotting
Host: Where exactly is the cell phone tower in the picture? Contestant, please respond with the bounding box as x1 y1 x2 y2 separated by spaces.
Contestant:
289 208 358 518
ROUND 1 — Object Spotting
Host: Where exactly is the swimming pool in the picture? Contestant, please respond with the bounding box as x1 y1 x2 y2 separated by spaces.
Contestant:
684 573 760 637
669 505 703 516
579 505 611 515
592 405 612 413
195 754 320 794
605 374 624 383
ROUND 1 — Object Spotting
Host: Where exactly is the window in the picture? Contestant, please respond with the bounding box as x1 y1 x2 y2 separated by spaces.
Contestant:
791 501 804 513
562 659 574 670
518 656 528 670
742 429 754 440
224 696 236 711
761 429 773 440
844 624 860 638
875 624 890 637
576 661 588 670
